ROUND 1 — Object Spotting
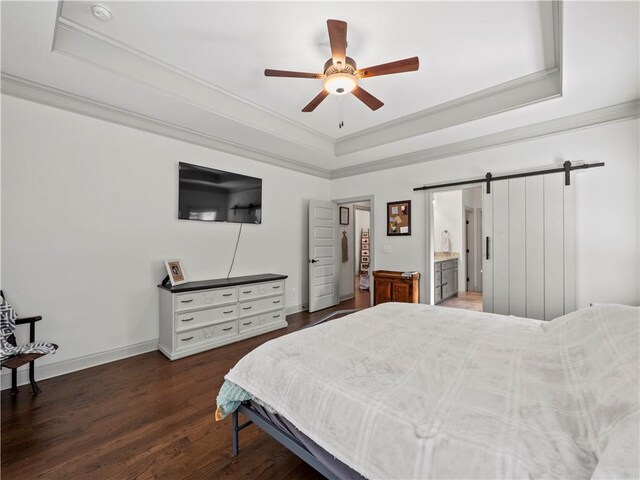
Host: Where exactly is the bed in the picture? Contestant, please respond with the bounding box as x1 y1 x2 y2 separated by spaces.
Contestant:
216 302 639 479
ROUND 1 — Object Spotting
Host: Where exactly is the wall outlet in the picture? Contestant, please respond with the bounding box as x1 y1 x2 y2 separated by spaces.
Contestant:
383 244 392 254
291 288 296 297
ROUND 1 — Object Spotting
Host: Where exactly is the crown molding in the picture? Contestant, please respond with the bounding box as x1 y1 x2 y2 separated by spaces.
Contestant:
53 15 335 155
335 0 564 156
4 74 636 182
53 2 564 158
335 67 562 157
0 73 332 179
331 99 639 179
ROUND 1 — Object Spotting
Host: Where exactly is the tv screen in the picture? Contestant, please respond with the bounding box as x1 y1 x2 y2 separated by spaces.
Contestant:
178 162 262 224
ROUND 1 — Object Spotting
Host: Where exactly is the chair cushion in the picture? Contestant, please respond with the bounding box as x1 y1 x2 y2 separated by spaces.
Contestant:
0 291 18 339
0 293 57 362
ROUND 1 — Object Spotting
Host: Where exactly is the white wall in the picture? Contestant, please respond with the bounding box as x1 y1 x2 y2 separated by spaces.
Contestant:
1 95 330 386
332 118 640 308
433 190 462 255
463 188 482 210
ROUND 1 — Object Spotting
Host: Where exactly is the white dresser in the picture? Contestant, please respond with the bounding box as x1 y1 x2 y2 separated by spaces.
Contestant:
158 274 288 360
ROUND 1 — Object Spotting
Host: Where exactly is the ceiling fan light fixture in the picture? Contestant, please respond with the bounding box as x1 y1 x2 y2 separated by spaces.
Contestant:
323 73 357 95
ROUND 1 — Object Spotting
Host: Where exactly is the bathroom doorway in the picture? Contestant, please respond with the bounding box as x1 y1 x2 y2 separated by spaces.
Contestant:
431 187 483 311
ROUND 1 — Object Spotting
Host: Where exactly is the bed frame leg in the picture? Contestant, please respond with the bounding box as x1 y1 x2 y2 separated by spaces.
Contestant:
232 409 239 457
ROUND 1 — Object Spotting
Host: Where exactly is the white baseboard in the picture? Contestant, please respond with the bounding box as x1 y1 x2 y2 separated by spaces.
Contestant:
340 293 355 301
0 338 159 391
286 304 306 315
1 307 308 391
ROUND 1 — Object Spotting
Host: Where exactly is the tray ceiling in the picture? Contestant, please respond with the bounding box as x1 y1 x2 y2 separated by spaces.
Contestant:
1 1 638 177
58 1 549 139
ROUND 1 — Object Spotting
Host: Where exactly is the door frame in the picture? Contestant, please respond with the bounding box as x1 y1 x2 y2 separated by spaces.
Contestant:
477 208 483 292
465 207 474 292
332 195 375 307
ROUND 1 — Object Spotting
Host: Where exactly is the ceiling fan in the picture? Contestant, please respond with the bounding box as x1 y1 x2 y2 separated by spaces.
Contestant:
264 19 419 112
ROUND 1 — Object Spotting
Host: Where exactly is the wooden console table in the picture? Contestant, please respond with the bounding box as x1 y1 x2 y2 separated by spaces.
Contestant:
372 270 420 305
158 273 288 360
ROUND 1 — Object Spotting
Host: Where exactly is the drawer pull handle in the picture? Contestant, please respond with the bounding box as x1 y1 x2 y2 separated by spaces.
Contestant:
222 293 233 297
180 299 193 303
181 317 194 322
242 321 252 326
272 285 281 289
242 290 252 294
181 336 194 342
222 327 233 332
242 306 252 310
223 310 234 314
273 314 280 318
272 300 281 304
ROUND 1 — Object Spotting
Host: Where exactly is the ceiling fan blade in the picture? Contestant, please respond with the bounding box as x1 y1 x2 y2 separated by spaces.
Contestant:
352 86 384 111
265 69 323 79
356 57 419 79
327 19 347 67
302 90 329 112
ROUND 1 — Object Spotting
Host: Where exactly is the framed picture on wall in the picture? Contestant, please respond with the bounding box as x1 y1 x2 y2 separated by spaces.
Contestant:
165 259 187 286
387 200 411 236
340 206 349 225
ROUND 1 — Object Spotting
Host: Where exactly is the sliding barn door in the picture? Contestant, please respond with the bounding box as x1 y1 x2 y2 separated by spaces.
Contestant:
482 175 575 320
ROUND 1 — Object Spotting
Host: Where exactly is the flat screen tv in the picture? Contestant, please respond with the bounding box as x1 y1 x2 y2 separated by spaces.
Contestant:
178 162 262 224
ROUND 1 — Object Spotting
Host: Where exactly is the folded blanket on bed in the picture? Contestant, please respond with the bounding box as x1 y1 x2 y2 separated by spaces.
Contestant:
218 303 639 479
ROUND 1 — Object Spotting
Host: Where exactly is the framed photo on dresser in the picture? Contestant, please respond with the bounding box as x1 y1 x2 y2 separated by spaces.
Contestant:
165 259 187 286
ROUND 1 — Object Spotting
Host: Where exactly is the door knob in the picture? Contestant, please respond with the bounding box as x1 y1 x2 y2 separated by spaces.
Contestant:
308 259 319 264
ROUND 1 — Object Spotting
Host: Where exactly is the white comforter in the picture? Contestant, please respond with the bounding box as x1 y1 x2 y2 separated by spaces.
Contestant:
224 303 639 479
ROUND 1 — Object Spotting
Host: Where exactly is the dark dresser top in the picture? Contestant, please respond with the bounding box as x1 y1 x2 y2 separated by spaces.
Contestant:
158 273 288 293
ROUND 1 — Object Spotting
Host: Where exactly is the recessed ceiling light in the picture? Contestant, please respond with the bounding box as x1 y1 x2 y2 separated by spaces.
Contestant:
91 4 112 22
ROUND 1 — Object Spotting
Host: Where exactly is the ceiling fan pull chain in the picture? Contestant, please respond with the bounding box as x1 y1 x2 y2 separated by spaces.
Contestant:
339 97 345 129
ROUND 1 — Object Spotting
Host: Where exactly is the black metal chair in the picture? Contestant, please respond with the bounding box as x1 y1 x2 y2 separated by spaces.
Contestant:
0 291 57 395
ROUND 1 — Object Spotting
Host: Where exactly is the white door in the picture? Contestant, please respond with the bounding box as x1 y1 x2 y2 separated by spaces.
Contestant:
482 175 575 320
308 200 339 313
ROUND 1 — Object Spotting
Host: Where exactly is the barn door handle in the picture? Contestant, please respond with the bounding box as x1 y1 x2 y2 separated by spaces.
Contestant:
485 237 490 260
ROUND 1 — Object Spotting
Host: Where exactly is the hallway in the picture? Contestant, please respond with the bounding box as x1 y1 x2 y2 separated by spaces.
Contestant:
353 276 371 309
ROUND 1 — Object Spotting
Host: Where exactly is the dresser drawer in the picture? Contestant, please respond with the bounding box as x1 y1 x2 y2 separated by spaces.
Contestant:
239 295 284 318
175 287 237 312
442 260 456 270
434 271 442 287
238 281 285 301
239 310 286 334
175 304 238 332
176 320 238 350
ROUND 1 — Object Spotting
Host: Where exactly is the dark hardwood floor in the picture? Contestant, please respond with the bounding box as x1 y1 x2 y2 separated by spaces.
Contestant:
1 298 365 480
